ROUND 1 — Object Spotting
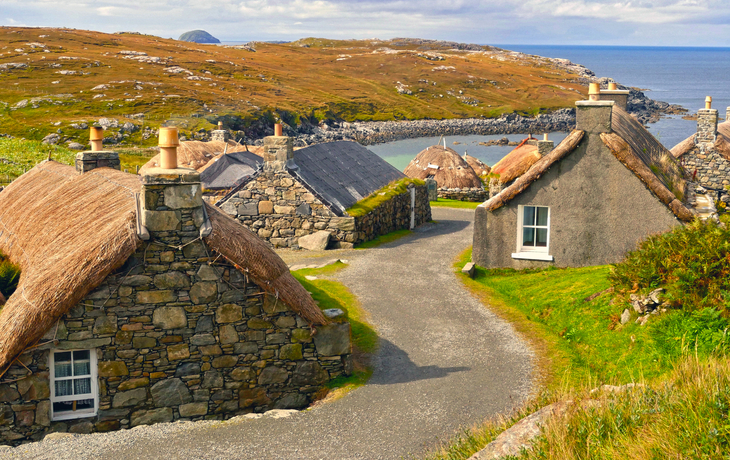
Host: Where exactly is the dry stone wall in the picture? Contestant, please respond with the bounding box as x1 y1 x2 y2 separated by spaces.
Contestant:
436 187 488 202
680 146 730 190
0 223 351 446
217 171 431 248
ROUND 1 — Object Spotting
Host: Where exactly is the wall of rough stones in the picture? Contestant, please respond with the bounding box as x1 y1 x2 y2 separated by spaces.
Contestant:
217 172 431 248
679 146 730 190
436 187 488 202
0 174 351 446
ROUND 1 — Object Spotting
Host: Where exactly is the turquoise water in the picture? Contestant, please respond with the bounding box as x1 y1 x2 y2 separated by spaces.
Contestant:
370 45 730 170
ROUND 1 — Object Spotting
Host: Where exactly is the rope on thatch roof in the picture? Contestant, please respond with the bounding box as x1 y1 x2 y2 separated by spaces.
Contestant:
204 204 327 326
601 133 694 222
483 130 585 212
404 145 483 189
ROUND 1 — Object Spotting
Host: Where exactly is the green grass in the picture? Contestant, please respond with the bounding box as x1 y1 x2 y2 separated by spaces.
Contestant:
346 178 425 217
292 262 377 394
117 148 156 174
0 138 75 180
356 229 412 249
429 199 481 209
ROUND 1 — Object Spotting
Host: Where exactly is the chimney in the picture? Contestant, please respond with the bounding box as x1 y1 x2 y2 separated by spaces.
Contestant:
598 81 630 110
138 126 211 240
75 126 120 173
696 96 718 144
537 133 554 156
211 120 230 142
263 123 294 172
576 85 614 134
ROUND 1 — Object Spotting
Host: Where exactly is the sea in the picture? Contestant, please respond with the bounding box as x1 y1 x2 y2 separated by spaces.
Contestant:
370 45 730 169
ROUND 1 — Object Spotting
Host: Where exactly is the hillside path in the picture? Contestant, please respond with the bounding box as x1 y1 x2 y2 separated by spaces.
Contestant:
5 208 533 460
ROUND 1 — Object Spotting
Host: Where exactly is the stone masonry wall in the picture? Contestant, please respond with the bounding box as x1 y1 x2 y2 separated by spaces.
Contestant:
680 146 730 190
437 187 488 202
0 197 351 446
218 172 431 248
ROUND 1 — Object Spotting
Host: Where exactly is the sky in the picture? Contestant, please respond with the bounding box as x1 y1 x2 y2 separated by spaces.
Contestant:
2 0 730 47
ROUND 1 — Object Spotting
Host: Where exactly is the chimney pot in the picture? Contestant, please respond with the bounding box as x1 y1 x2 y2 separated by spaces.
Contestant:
543 133 548 141
218 121 223 129
705 96 712 110
588 83 601 101
159 127 179 169
608 82 618 91
274 123 283 137
89 126 104 152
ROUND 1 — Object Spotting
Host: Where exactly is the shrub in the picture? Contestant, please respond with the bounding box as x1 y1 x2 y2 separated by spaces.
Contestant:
609 219 730 310
0 253 20 298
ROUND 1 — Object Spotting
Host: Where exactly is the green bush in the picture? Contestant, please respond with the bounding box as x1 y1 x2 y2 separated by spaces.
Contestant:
652 307 730 359
0 254 20 298
609 219 730 310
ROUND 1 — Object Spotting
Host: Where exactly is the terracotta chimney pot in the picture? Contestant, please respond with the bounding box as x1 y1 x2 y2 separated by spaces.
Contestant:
159 127 179 169
543 133 548 141
705 96 713 110
274 123 283 137
588 83 601 101
608 82 618 91
218 121 223 129
89 127 104 152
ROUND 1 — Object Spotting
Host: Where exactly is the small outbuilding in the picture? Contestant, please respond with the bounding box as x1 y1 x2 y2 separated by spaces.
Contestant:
0 134 352 445
404 144 486 201
488 135 554 198
473 93 694 269
463 153 491 178
216 132 431 249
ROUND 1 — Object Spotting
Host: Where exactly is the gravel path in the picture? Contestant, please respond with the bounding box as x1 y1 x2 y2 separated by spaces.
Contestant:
3 207 533 460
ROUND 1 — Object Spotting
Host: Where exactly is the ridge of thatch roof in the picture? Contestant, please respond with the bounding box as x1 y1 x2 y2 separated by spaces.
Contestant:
671 121 730 162
140 140 252 173
404 145 483 189
463 153 490 177
490 139 541 184
0 162 326 376
482 107 694 222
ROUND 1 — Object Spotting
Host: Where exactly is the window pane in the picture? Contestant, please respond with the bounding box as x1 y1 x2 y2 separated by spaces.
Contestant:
523 228 535 246
55 362 72 378
536 207 548 226
53 401 73 413
523 206 535 226
73 361 90 377
536 228 548 247
55 352 72 363
76 399 94 410
73 350 90 361
55 379 72 397
74 378 92 396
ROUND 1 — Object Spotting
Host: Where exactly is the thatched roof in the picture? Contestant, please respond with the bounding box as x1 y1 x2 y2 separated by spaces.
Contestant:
490 139 541 184
140 140 254 173
404 145 483 189
671 121 730 161
0 162 325 376
463 153 490 177
483 106 694 222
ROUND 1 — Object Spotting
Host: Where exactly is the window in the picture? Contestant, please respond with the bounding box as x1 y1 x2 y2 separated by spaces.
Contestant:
50 349 98 421
512 205 554 262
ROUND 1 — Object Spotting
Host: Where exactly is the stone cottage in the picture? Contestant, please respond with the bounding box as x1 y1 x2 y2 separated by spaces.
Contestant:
671 97 730 193
0 131 351 445
404 144 486 201
216 130 431 249
473 88 695 269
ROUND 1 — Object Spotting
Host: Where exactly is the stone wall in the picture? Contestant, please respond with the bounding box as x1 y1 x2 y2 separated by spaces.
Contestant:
217 172 431 248
679 147 730 190
0 196 351 447
436 187 488 202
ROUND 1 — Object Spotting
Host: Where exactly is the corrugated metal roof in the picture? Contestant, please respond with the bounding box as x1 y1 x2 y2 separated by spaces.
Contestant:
290 141 405 215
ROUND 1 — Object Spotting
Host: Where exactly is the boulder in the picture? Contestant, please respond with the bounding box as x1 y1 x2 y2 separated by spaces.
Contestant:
298 231 331 251
313 322 351 356
150 378 192 407
130 407 173 427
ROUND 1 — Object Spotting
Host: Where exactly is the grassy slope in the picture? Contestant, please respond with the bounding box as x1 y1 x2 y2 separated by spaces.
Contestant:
0 28 586 145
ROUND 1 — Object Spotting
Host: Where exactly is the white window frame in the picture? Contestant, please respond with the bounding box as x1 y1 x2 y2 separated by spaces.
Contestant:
512 205 554 262
49 349 99 421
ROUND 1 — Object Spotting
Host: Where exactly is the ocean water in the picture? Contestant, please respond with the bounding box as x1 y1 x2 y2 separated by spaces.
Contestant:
370 45 730 169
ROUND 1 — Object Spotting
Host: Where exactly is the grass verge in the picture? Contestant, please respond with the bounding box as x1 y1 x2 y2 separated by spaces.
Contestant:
346 178 424 217
429 199 481 209
292 262 377 400
356 229 412 249
0 138 75 181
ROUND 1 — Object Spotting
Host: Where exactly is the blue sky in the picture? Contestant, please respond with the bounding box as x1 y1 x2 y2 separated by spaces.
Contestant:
2 0 730 46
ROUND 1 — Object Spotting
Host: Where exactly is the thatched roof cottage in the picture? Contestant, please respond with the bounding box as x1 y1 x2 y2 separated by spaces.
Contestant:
216 128 431 249
473 85 694 269
487 135 555 198
463 153 491 178
404 144 486 201
0 130 351 445
671 97 730 192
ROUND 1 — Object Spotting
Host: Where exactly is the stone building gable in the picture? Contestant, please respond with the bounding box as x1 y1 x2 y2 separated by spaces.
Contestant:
0 237 350 445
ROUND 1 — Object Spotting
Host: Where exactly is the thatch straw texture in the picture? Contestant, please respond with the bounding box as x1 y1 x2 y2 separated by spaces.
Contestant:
0 161 142 376
204 205 327 326
483 130 585 212
404 145 482 189
463 153 490 177
490 140 541 184
140 140 253 173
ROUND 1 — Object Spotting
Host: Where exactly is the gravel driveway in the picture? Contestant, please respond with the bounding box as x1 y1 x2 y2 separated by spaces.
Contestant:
3 207 533 460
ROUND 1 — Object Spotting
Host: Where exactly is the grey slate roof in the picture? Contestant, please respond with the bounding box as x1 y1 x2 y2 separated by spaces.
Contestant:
200 150 262 190
290 141 405 215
